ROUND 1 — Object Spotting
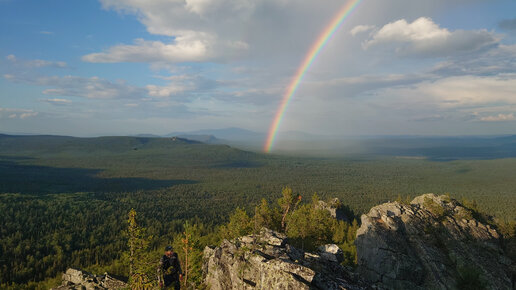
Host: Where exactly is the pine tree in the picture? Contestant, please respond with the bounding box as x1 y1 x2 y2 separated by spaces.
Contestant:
278 187 301 231
254 199 279 231
174 222 204 288
127 209 154 289
226 207 252 239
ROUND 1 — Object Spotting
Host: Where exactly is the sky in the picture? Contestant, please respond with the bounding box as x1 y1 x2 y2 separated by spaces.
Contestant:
1 0 516 138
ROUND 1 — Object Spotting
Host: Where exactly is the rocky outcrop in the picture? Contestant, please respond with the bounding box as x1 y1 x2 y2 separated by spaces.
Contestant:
203 228 366 290
52 268 126 290
355 193 514 290
56 194 515 290
316 198 349 222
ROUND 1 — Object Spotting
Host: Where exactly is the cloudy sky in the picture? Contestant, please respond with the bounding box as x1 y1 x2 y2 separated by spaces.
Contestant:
1 0 516 138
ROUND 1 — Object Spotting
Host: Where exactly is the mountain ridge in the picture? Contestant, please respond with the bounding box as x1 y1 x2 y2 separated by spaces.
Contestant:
52 193 515 289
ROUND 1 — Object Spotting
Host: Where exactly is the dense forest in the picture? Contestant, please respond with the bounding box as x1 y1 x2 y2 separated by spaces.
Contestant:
0 134 515 288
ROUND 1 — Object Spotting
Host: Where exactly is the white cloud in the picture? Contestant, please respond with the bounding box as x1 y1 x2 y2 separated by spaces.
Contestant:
41 98 73 105
374 74 516 117
0 108 38 119
87 0 352 64
4 73 146 99
82 34 219 63
359 17 498 57
6 54 67 68
146 73 219 98
146 83 186 97
366 17 450 44
480 113 515 122
350 25 375 36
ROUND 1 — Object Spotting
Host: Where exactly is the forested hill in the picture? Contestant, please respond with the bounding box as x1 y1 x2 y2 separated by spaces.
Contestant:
1 134 516 287
0 134 205 153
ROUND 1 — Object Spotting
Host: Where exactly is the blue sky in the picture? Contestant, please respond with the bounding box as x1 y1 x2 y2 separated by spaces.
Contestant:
1 0 516 137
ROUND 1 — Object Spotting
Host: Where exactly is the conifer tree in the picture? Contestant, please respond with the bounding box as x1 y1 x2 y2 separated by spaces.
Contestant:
278 187 301 230
127 209 154 289
226 207 252 239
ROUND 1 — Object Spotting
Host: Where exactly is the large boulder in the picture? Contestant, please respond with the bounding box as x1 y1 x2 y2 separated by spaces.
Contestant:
355 193 515 290
317 244 344 263
52 268 127 290
203 228 366 290
316 198 349 222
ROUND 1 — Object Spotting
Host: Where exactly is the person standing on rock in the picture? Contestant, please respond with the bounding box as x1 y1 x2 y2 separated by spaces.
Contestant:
158 245 183 289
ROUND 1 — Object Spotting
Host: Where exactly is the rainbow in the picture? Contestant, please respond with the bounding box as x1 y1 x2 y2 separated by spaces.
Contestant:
264 0 362 152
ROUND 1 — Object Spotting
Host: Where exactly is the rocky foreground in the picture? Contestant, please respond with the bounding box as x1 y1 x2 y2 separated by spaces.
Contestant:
52 268 127 289
54 193 515 289
203 227 366 289
356 193 514 289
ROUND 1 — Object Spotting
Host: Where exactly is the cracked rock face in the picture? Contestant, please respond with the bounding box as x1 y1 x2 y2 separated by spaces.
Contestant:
355 193 515 290
52 268 126 290
203 228 366 290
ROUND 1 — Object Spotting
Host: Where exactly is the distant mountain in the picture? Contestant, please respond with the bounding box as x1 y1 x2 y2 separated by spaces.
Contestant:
0 134 205 154
0 131 40 136
3 132 516 160
132 133 162 138
172 134 222 144
167 127 265 142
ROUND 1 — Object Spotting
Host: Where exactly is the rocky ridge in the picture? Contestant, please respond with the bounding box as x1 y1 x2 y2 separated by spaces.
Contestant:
203 227 366 290
355 193 514 289
53 194 515 290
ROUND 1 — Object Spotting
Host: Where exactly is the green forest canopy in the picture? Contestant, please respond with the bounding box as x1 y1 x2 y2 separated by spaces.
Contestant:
0 135 515 288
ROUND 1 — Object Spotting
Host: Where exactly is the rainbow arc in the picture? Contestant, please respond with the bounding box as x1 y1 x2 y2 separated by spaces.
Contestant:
264 0 363 152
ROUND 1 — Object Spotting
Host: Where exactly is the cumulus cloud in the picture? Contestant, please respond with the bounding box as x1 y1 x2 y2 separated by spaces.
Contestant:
86 0 352 64
82 0 265 63
357 17 498 57
350 25 375 36
6 54 67 68
82 34 222 63
0 108 38 119
479 113 515 122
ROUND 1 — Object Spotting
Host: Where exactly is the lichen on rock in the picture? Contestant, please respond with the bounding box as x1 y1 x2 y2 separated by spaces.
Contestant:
52 268 126 290
355 193 514 290
203 228 365 290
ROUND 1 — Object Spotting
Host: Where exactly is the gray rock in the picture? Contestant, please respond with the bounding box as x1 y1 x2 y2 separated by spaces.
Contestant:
203 228 367 290
317 244 344 263
316 198 349 222
52 268 126 290
355 193 515 290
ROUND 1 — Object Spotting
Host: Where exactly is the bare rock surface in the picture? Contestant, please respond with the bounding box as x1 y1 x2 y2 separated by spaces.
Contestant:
52 268 126 290
355 193 515 290
316 198 349 222
203 228 366 290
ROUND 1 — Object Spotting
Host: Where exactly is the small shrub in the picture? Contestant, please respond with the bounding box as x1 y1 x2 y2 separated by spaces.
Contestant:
423 197 446 218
